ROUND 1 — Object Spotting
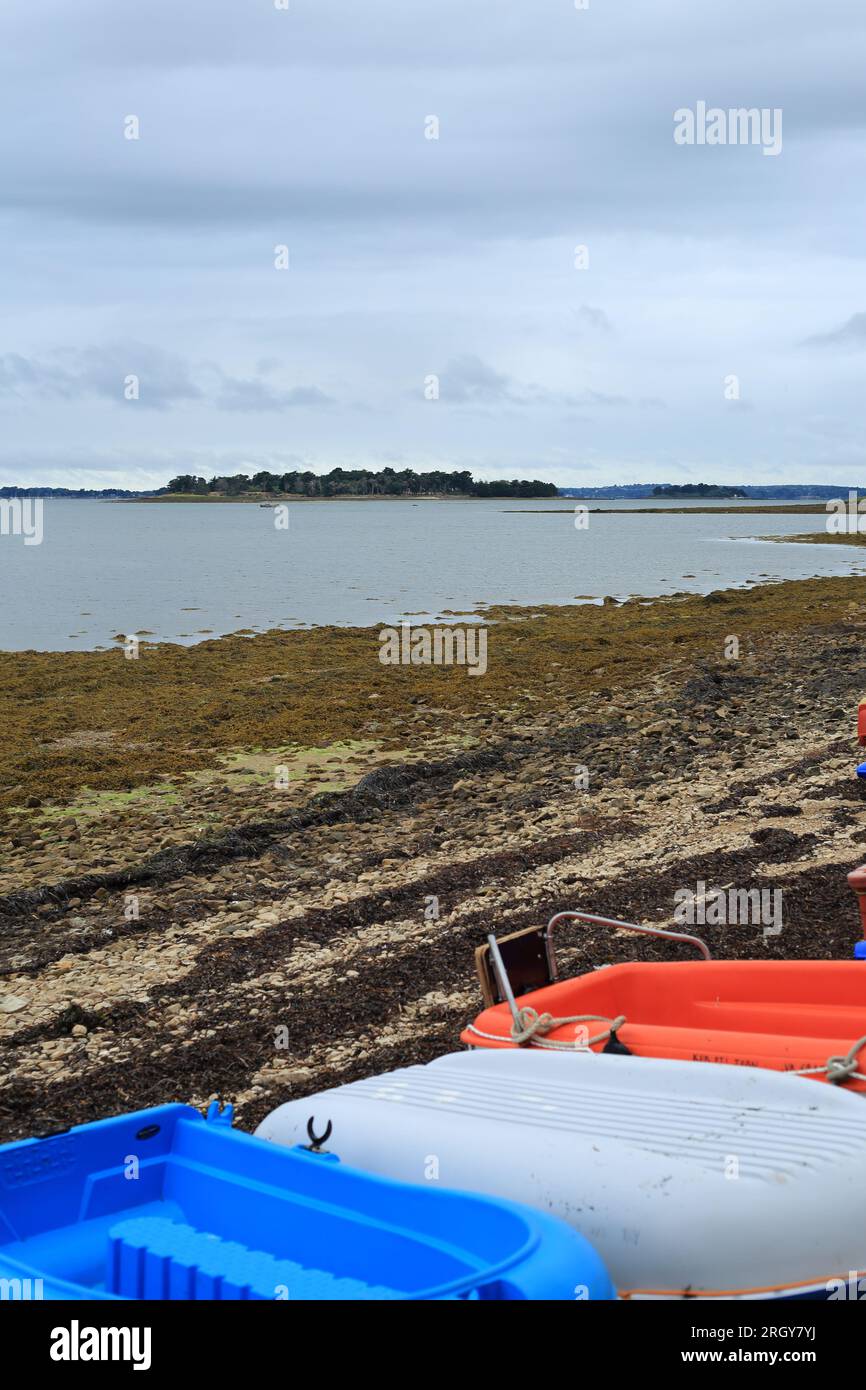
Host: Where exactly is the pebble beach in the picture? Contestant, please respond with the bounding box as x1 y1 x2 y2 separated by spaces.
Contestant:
2 572 865 1141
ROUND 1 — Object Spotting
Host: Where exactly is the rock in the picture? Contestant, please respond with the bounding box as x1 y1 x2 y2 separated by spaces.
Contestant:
278 1068 312 1084
0 995 27 1013
71 1024 88 1038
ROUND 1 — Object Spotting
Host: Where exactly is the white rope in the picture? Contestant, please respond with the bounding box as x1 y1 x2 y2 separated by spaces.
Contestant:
465 1016 866 1081
794 1035 866 1086
465 1007 627 1052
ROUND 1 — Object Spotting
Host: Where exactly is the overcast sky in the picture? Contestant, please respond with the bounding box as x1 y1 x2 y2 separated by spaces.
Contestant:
0 0 865 490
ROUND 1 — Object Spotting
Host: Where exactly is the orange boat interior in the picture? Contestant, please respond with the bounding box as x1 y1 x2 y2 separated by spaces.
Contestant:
463 960 866 1089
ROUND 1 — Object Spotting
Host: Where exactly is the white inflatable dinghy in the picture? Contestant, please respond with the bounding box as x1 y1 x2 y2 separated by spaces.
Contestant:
257 1050 866 1299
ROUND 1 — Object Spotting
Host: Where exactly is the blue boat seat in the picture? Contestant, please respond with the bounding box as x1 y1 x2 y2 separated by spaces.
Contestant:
108 1216 401 1300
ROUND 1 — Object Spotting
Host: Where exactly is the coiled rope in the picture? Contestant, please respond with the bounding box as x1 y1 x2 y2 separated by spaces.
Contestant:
465 1006 627 1051
795 1034 866 1086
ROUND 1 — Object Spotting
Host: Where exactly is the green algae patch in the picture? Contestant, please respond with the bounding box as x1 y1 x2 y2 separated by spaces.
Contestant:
13 741 386 827
205 741 382 793
2 575 865 814
30 785 182 823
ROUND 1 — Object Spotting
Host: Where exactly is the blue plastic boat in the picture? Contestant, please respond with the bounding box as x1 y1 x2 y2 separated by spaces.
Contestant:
0 1102 612 1300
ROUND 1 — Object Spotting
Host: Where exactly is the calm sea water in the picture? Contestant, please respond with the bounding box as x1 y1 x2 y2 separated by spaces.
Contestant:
1 497 864 652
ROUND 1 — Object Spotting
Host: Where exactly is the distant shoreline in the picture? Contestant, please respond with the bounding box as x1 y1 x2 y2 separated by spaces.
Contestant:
506 503 831 515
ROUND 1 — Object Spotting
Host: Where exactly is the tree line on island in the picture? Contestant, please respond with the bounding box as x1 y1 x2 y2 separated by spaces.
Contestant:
651 483 747 499
166 468 558 499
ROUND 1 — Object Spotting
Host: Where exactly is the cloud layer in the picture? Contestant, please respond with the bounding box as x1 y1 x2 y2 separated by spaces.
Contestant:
0 0 865 487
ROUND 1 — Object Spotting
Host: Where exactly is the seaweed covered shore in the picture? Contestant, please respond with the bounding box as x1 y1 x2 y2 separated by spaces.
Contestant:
1 574 866 1140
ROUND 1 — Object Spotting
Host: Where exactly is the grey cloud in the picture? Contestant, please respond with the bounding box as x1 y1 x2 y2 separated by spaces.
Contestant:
573 306 614 336
0 345 201 409
0 345 329 414
802 313 866 350
436 357 643 411
216 376 332 412
77 344 203 408
0 352 79 399
436 356 584 409
438 355 515 405
583 390 629 408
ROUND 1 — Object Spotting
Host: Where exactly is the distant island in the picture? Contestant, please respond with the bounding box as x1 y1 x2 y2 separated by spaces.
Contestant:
651 484 747 499
0 485 165 499
558 483 863 500
0 470 558 501
164 469 558 499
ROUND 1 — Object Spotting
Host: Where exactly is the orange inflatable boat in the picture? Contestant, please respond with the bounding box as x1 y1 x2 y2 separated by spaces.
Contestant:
462 870 866 1091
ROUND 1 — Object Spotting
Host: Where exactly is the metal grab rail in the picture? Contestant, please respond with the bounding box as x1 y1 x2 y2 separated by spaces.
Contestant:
544 910 712 975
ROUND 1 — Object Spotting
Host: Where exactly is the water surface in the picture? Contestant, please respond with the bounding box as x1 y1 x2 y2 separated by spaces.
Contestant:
0 497 862 651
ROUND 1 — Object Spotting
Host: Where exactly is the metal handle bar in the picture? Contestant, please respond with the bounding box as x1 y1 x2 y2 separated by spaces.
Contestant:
544 910 712 970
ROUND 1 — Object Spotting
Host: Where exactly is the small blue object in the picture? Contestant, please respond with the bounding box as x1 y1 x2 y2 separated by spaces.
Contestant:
0 1104 613 1301
857 763 866 780
855 941 866 960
